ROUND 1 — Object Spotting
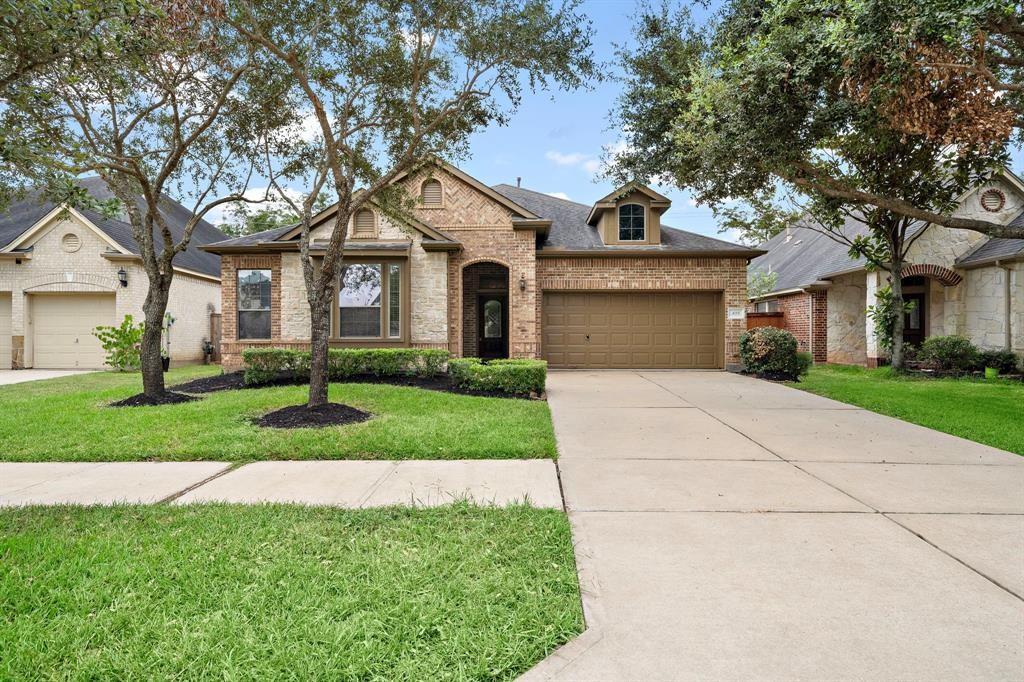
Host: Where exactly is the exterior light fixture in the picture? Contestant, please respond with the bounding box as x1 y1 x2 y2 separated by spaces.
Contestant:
117 267 128 287
519 274 527 292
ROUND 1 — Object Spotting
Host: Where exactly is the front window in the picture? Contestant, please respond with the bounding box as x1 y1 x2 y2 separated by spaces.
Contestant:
238 269 271 339
337 261 403 339
618 204 645 241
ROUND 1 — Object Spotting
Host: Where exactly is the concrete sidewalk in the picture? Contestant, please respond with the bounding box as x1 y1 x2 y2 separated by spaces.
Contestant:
0 460 561 508
524 370 1024 681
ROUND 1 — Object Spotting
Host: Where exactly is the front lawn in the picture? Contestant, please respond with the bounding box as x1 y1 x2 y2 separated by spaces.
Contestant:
0 366 557 461
790 365 1024 456
0 504 582 680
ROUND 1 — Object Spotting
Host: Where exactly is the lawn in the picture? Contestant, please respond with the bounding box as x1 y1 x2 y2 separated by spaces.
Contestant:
0 504 582 680
790 365 1024 456
0 366 557 461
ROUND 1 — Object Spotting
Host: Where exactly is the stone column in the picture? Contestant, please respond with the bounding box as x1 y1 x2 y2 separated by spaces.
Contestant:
865 271 884 367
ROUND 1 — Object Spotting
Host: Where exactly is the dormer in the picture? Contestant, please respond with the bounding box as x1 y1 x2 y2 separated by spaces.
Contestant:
586 182 671 246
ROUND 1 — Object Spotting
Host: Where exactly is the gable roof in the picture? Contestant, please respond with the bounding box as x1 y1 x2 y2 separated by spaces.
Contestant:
492 184 761 256
0 176 226 277
585 182 672 225
955 210 1024 267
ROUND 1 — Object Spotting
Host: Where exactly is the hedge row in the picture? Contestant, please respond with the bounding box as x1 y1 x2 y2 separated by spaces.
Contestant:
242 348 450 385
449 358 547 395
914 336 1021 374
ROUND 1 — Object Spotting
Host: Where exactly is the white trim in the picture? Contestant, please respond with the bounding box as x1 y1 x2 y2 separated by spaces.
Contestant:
1 205 130 255
617 203 647 242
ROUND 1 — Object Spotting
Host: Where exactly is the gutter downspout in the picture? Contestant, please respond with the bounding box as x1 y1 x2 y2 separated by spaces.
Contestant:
997 261 1013 350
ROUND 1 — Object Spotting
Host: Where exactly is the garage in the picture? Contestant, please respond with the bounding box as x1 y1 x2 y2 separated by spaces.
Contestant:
542 291 722 369
30 293 115 368
0 293 10 370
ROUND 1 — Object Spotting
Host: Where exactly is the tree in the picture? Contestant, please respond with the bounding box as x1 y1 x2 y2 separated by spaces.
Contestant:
611 0 1022 369
2 0 288 398
714 195 800 246
220 191 332 237
228 0 597 408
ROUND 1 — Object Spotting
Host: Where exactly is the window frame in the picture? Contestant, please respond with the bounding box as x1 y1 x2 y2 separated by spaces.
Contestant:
332 258 408 344
237 268 272 340
617 203 646 242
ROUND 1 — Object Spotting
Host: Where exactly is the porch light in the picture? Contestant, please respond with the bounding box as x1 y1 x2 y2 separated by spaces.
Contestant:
117 267 128 287
519 274 527 292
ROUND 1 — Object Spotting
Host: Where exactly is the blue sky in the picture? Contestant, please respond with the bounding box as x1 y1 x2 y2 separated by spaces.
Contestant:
455 0 727 239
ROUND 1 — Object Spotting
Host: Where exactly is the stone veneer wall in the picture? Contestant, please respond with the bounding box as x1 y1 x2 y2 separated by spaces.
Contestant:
963 263 1023 352
826 272 868 365
536 256 750 367
0 213 220 368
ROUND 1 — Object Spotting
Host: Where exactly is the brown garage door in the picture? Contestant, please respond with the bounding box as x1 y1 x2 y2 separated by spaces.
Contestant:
543 291 722 369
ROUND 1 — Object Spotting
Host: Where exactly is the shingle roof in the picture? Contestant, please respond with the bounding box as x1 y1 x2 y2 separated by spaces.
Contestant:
955 210 1024 266
491 184 761 255
0 177 226 277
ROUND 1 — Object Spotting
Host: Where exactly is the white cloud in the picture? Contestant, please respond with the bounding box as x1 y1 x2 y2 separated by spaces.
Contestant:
582 159 601 175
205 185 307 225
545 192 571 201
545 150 591 167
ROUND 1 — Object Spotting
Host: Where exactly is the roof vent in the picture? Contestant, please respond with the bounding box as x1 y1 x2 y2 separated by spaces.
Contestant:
61 232 81 253
784 227 793 243
516 176 522 188
980 188 1006 213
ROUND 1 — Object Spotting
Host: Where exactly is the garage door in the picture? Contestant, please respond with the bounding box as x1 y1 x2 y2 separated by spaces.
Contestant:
543 291 722 369
0 293 10 370
32 294 115 369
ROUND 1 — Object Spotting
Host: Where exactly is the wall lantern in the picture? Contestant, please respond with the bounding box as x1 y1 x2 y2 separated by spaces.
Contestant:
519 274 527 292
117 267 128 287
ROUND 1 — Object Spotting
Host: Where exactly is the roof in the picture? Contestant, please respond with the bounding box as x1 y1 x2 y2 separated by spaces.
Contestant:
0 176 226 277
955 210 1024 267
492 184 761 256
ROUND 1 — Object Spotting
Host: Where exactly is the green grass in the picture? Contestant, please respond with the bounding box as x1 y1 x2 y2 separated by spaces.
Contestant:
0 504 583 680
790 365 1024 455
0 366 557 461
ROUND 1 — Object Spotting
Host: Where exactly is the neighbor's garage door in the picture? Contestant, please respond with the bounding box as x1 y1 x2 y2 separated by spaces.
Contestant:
543 291 722 369
0 293 11 369
31 293 115 368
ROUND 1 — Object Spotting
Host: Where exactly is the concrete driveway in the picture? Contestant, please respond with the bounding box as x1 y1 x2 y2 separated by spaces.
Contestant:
525 370 1023 681
0 369 94 385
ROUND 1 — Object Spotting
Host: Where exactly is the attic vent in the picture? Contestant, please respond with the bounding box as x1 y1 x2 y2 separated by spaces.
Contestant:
353 209 376 236
61 233 81 253
980 188 1006 213
421 179 442 206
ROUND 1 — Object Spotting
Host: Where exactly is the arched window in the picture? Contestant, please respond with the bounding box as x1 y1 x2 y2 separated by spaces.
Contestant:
618 204 645 241
420 179 443 206
353 208 376 237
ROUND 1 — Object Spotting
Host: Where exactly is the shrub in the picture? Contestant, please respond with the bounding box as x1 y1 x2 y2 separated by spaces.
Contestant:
977 349 1020 374
918 335 979 372
738 327 810 380
242 348 451 385
93 315 144 371
449 358 547 395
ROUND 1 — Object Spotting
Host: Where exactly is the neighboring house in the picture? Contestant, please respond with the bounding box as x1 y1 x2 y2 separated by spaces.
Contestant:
204 161 761 370
748 172 1024 366
0 178 224 369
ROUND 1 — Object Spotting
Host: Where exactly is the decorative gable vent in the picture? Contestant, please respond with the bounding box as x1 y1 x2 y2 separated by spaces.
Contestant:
421 179 442 206
353 209 376 237
61 233 81 253
980 188 1006 213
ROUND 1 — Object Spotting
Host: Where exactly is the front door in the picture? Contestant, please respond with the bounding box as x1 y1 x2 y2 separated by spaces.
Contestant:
478 295 508 359
903 293 926 348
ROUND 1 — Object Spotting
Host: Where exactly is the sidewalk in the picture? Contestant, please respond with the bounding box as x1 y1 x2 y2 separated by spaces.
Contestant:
0 460 562 508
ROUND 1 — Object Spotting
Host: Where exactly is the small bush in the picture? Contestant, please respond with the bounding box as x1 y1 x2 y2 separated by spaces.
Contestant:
739 327 810 380
93 315 144 371
449 358 547 395
242 347 451 385
918 335 979 372
977 348 1020 374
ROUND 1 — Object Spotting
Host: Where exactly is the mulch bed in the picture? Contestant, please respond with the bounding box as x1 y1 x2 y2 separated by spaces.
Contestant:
109 391 200 408
170 371 537 400
254 402 372 429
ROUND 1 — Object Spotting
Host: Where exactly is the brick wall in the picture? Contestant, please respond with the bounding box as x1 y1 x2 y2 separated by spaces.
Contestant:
536 256 750 367
762 291 828 362
220 253 281 368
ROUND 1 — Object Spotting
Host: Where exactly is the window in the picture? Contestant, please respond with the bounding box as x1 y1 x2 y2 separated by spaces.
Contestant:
353 209 376 237
337 261 403 339
238 269 271 339
483 299 502 339
421 179 442 206
618 204 645 241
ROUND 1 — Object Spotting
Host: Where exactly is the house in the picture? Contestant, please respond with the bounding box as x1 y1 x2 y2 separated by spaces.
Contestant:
204 161 762 370
748 173 1024 365
0 178 224 369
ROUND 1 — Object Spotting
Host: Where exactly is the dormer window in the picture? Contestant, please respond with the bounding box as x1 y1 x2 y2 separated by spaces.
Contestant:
618 204 645 241
420 179 442 206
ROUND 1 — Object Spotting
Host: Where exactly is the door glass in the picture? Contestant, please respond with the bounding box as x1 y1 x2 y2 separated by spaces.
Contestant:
484 299 502 339
906 298 921 330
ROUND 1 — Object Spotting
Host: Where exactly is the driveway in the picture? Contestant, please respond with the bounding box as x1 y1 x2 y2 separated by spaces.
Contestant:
525 370 1023 681
0 369 94 385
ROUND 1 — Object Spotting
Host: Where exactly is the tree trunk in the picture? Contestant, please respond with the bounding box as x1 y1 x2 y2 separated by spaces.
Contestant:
889 269 906 371
307 293 332 408
140 281 170 397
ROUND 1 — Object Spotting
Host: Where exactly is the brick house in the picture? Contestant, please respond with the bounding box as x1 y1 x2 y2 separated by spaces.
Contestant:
205 161 762 370
0 177 224 369
748 172 1024 365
